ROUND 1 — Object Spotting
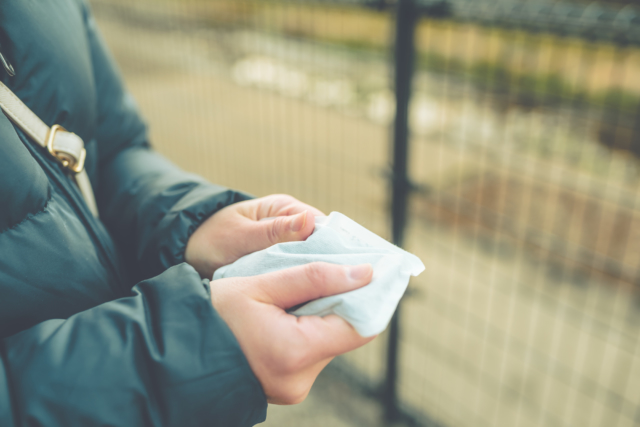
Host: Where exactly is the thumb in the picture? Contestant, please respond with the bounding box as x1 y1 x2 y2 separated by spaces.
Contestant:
256 210 315 247
251 262 373 309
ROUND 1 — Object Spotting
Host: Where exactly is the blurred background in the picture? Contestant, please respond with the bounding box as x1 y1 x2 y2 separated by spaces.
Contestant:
89 0 640 426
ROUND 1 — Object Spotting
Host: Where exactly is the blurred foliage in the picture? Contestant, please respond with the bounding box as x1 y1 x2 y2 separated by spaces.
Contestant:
417 52 640 112
103 0 640 124
190 0 640 113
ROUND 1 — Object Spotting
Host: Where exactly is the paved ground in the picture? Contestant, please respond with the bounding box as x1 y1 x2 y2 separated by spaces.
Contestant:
94 6 640 427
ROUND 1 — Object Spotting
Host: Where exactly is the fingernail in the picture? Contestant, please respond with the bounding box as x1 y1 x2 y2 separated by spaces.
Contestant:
348 264 372 281
290 211 307 232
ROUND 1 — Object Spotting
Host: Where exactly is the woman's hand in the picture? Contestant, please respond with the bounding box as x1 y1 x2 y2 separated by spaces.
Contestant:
210 262 376 404
185 194 324 278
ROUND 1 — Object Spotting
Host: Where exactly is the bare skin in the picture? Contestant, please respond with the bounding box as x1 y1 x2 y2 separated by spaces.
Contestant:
210 262 376 404
185 194 323 278
185 194 376 404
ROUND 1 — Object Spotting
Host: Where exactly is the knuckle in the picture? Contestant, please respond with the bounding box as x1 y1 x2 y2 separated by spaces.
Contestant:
266 217 286 245
265 193 294 206
272 194 300 211
274 193 297 203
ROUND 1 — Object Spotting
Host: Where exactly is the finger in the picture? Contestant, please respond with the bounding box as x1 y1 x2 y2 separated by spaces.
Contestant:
236 210 315 255
274 202 324 218
294 314 377 360
252 262 373 309
260 210 316 246
256 194 325 218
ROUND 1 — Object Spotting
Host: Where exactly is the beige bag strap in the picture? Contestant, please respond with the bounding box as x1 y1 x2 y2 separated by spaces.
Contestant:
0 81 98 217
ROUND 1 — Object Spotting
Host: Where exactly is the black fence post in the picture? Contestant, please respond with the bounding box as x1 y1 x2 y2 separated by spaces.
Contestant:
384 0 417 422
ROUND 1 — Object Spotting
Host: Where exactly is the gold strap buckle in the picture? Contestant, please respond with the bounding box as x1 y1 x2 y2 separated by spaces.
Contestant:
45 124 86 174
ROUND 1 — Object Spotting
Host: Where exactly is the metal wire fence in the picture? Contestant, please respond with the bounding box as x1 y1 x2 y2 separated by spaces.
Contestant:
91 1 640 426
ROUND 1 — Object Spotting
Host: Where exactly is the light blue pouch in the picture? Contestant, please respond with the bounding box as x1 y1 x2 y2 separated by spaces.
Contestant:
212 212 425 337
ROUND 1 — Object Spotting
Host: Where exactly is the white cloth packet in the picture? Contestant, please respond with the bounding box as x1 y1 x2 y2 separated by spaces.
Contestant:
212 212 425 337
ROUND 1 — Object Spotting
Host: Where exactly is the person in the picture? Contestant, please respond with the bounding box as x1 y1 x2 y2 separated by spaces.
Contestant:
0 0 375 425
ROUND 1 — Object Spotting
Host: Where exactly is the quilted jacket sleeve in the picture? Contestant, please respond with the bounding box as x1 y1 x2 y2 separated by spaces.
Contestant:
0 3 268 426
84 2 251 282
0 264 267 427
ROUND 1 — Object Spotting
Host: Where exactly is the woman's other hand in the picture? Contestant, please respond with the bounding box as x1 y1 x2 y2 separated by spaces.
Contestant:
185 194 324 278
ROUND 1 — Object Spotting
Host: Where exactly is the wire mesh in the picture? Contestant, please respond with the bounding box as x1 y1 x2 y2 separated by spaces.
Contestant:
91 1 640 426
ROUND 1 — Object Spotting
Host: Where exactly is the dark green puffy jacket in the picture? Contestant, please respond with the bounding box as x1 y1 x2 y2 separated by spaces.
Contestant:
0 0 267 425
